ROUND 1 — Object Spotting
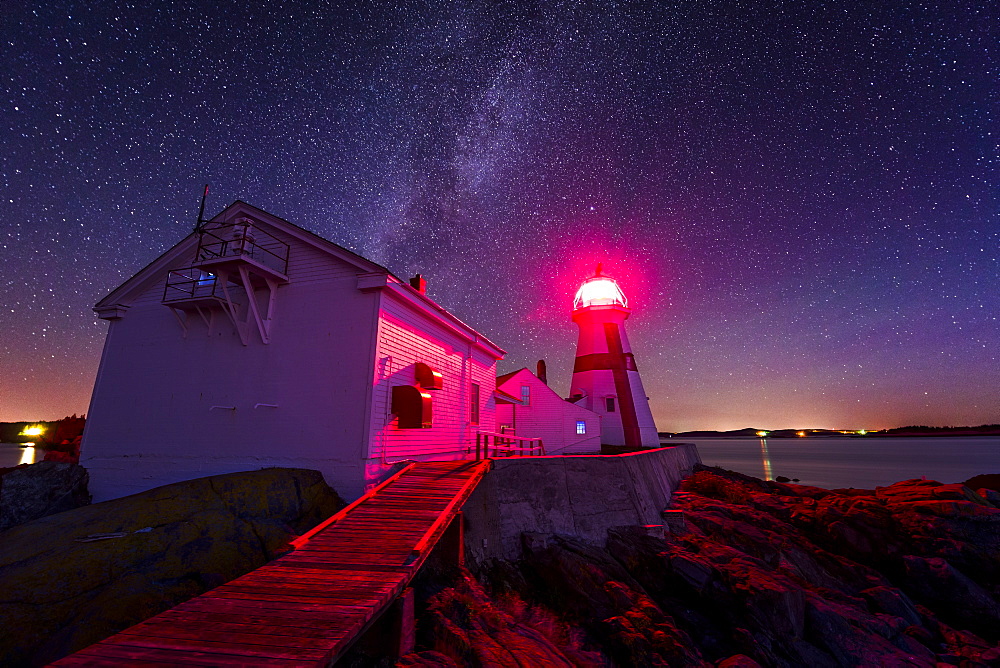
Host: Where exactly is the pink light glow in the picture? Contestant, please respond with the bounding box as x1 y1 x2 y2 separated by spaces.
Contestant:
573 267 628 309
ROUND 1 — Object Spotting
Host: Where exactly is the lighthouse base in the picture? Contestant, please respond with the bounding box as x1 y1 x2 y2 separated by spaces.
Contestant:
601 442 661 455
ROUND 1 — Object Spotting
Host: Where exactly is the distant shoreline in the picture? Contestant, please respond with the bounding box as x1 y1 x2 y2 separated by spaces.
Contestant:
663 429 1000 439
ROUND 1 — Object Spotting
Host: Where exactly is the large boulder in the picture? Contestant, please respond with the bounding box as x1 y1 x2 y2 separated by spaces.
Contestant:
0 467 342 666
0 462 91 531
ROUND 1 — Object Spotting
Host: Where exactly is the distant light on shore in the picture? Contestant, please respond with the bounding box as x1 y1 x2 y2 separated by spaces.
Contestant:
20 425 44 437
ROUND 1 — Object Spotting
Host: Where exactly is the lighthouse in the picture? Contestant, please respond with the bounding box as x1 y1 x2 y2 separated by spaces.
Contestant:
570 265 659 448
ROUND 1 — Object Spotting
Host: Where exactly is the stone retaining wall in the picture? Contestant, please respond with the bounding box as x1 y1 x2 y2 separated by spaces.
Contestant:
461 444 700 568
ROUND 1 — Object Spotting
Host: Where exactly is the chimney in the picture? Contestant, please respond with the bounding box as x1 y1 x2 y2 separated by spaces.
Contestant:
536 359 548 385
409 274 427 294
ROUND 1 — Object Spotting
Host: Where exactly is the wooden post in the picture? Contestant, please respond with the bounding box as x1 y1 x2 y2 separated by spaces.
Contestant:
438 512 465 567
390 587 415 657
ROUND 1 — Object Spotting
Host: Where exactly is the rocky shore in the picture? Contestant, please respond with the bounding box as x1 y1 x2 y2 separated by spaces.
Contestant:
3 463 999 666
384 466 1000 667
0 468 342 666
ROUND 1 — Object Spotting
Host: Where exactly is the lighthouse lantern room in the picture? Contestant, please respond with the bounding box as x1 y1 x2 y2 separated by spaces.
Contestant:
570 265 659 448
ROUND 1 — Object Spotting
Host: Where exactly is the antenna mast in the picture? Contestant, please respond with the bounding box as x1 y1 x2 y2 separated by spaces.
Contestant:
195 184 209 232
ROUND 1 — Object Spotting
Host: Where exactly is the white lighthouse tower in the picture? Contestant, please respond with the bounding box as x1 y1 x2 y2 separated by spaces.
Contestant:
570 265 659 448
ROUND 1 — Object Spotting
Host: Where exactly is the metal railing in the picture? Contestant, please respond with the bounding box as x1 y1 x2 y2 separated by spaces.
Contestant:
195 220 290 275
162 267 247 304
474 431 545 459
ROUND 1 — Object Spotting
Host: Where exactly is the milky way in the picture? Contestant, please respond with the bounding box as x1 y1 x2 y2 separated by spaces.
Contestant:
2 1 996 430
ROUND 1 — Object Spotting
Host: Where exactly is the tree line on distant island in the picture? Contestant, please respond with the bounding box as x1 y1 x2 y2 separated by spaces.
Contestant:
0 416 86 464
664 424 1000 438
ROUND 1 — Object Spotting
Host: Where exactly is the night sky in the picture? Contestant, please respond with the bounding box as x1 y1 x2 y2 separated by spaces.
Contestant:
2 1 996 431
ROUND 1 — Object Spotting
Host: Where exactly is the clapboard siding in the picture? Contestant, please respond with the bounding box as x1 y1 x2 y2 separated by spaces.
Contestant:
369 291 498 462
496 369 601 453
84 201 503 503
266 226 361 284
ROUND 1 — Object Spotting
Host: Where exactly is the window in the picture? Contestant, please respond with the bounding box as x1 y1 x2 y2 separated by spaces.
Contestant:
521 385 531 405
605 397 616 412
576 420 587 435
470 383 480 425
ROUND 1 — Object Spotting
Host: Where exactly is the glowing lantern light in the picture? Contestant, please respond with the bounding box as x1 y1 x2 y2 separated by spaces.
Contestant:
796 431 807 437
573 264 628 309
756 430 768 438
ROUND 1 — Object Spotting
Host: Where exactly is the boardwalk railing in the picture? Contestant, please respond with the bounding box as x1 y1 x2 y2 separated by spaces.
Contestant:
474 431 545 459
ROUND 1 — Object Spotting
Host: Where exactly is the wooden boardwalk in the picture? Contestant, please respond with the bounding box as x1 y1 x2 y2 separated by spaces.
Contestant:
52 460 491 667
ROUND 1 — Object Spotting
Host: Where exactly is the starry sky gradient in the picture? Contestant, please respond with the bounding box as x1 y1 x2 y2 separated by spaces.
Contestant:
2 1 996 431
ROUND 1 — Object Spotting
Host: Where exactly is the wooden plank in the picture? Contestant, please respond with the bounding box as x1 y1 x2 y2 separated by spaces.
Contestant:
209 583 402 601
175 597 380 617
239 569 394 586
201 588 402 607
118 622 344 649
58 643 308 667
155 609 370 632
292 538 420 551
261 565 403 579
209 586 400 604
338 506 443 515
283 552 409 565
288 543 416 554
97 635 329 662
300 532 424 542
52 652 191 668
305 529 428 538
273 559 411 573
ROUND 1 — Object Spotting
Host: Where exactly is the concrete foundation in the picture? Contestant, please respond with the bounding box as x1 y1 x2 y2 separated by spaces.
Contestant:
461 444 700 569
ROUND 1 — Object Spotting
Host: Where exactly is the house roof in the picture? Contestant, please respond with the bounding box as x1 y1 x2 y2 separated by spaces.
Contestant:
495 368 529 386
91 201 506 356
493 388 522 404
497 367 600 416
95 201 395 310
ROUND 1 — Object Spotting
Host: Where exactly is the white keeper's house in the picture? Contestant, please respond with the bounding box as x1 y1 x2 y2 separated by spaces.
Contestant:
82 201 505 502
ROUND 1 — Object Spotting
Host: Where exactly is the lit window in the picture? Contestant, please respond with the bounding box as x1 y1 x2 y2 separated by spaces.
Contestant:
576 420 587 435
605 397 616 412
470 383 480 425
521 385 530 405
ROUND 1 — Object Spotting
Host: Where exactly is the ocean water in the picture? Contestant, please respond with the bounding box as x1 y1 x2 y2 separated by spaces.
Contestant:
0 442 39 468
671 436 1000 489
5 438 999 490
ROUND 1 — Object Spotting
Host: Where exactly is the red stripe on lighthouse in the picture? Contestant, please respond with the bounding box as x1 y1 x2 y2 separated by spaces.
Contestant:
604 323 642 448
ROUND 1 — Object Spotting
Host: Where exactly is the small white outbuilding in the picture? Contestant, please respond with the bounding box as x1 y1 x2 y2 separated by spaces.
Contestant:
82 201 504 502
495 368 602 454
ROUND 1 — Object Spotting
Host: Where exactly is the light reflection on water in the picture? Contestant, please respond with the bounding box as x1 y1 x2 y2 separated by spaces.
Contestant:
0 443 38 468
671 436 1000 489
19 444 37 465
759 438 773 481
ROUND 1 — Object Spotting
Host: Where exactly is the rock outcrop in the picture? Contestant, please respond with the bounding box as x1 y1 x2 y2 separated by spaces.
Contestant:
396 466 1000 667
0 462 91 531
0 467 342 666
